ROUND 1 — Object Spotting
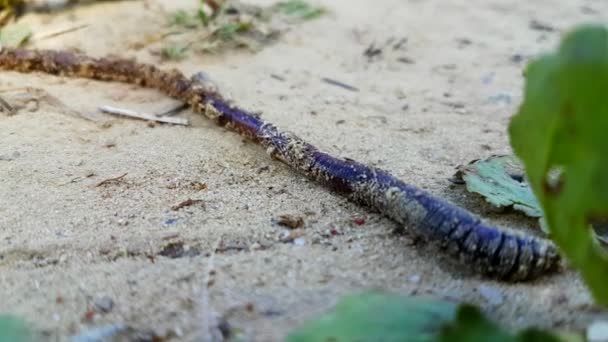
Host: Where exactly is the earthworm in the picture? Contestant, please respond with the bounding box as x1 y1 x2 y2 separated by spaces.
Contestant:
0 47 562 280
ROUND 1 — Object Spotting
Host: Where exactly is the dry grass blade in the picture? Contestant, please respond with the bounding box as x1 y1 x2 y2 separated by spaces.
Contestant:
99 105 189 125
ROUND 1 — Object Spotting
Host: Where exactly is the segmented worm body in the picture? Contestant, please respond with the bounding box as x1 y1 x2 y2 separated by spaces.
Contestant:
0 48 562 280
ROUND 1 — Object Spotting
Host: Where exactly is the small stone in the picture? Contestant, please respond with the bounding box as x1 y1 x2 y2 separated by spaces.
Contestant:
487 92 512 105
276 214 304 229
456 38 472 48
529 19 556 32
510 54 525 63
94 296 114 314
353 217 366 226
478 285 504 306
397 56 415 64
407 274 421 284
293 237 306 246
587 321 608 342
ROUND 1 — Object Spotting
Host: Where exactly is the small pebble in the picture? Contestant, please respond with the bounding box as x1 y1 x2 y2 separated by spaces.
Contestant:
487 92 512 105
477 285 504 306
510 54 525 63
293 237 306 246
407 274 421 284
529 19 555 32
588 321 608 342
164 218 178 225
397 56 415 64
94 296 115 314
353 217 366 226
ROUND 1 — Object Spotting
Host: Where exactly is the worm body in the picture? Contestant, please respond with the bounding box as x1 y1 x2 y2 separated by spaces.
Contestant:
0 48 561 280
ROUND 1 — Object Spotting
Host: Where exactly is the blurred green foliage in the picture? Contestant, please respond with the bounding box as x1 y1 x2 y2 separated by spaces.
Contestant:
510 25 608 304
0 315 31 342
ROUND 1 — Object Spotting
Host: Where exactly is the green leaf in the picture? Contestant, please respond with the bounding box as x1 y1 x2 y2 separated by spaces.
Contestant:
509 24 608 304
0 24 31 48
214 22 250 41
197 7 210 26
161 44 188 60
274 0 324 20
0 315 32 342
168 9 194 27
455 155 542 218
286 292 457 342
439 305 564 342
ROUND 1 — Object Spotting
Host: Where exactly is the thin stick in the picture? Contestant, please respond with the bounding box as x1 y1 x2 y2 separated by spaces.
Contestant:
95 172 128 187
99 105 189 125
33 23 90 42
321 77 359 92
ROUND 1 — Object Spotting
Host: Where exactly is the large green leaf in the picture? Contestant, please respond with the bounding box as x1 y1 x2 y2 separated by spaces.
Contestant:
286 292 574 342
286 292 457 342
439 305 571 342
0 315 31 342
509 25 608 304
455 155 542 218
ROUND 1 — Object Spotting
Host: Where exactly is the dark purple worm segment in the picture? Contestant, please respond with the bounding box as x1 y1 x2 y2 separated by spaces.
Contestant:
0 48 561 280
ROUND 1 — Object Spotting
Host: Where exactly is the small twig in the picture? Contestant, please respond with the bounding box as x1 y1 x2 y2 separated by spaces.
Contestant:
58 176 82 186
99 105 189 125
321 77 359 92
171 198 204 211
33 23 89 42
270 74 285 81
95 173 128 187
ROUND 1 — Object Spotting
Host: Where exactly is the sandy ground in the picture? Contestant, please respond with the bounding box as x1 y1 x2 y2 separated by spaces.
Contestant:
2 0 608 340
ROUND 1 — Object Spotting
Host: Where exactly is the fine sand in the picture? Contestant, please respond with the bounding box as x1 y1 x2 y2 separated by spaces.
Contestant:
1 0 607 340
